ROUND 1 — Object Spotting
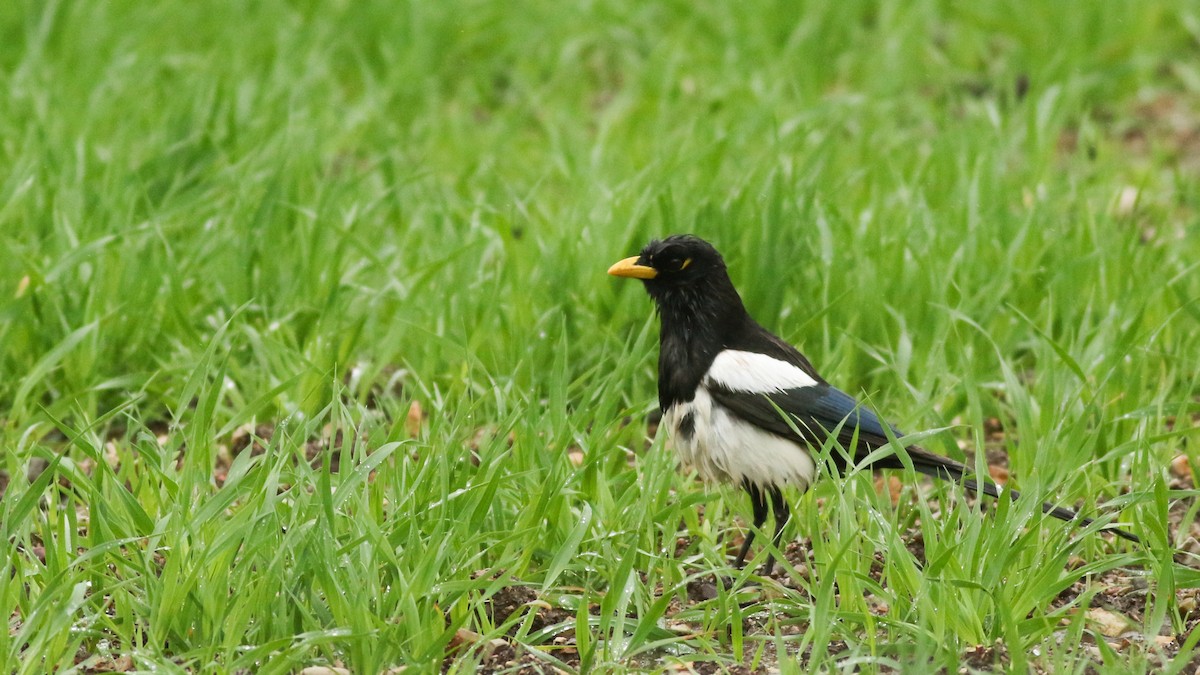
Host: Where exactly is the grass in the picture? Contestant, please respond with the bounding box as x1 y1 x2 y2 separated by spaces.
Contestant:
2 0 1200 671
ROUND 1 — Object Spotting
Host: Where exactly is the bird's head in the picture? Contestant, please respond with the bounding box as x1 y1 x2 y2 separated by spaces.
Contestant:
608 235 743 318
608 234 724 286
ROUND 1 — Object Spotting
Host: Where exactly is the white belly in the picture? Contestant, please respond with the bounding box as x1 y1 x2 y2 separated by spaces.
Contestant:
662 387 816 491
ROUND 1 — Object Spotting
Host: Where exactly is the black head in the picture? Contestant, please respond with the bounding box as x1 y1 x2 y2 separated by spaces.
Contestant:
607 234 727 293
608 234 747 321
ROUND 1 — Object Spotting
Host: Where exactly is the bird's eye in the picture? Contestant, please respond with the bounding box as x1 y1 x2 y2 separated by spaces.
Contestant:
658 251 689 271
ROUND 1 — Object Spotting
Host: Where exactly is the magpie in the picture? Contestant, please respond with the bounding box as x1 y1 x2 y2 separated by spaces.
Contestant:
609 234 1139 575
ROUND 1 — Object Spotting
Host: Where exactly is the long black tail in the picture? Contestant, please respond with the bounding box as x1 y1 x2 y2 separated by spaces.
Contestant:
888 446 1141 544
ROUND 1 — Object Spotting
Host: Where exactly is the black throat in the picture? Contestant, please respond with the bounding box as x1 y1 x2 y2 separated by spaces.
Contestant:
647 273 751 410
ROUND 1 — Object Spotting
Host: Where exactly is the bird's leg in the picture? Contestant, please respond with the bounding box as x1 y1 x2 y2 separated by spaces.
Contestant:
735 482 769 569
761 487 790 576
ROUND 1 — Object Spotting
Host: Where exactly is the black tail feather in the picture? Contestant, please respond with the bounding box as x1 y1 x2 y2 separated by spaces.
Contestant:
886 447 1141 544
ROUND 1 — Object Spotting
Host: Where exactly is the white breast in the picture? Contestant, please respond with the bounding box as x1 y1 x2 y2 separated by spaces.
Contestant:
663 386 816 491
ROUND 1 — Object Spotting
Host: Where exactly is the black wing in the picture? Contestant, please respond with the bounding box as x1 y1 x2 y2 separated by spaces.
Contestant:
706 381 906 469
705 380 1140 542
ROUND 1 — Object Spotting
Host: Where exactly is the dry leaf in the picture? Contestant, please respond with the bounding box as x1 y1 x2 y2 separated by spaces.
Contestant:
1087 607 1133 637
567 447 585 467
104 441 122 469
448 627 481 650
874 475 903 506
1178 593 1197 614
76 654 134 672
983 417 1004 438
406 400 424 437
1170 454 1192 480
1116 186 1139 216
988 465 1010 485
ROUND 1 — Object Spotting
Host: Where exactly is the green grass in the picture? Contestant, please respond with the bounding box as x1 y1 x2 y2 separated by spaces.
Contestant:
2 0 1200 671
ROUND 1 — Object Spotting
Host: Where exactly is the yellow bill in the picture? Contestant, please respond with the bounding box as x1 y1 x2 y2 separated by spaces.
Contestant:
607 256 657 279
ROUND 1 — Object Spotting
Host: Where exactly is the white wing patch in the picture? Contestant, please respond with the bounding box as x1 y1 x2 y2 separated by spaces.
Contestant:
704 349 818 393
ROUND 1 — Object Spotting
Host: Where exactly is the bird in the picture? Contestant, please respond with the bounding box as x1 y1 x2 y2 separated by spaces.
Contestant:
608 234 1139 575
